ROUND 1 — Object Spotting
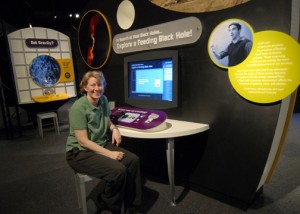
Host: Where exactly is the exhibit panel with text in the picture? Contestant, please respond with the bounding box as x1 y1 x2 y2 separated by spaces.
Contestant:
7 27 77 104
208 19 300 104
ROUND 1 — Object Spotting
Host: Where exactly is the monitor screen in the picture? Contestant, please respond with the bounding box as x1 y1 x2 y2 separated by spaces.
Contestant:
124 50 178 109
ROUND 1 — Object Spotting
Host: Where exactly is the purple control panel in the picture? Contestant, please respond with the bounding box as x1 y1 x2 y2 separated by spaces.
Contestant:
110 107 167 131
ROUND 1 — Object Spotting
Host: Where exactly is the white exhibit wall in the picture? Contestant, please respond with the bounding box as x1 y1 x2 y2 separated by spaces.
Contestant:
7 27 77 104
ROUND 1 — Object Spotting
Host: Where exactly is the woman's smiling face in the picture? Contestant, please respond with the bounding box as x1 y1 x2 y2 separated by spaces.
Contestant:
85 76 104 104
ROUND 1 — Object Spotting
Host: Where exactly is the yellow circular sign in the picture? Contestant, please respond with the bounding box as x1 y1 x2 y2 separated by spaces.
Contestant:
229 31 300 103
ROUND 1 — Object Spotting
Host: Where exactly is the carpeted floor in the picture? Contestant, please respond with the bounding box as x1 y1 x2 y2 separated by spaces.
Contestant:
0 101 299 214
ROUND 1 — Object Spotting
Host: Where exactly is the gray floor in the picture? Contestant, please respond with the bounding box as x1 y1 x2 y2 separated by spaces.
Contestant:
0 101 299 214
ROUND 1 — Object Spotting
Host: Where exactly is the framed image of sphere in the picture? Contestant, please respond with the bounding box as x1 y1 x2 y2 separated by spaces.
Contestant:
30 55 61 88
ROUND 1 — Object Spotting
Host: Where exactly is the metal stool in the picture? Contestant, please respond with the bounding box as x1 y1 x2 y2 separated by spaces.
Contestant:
74 173 100 214
36 112 60 138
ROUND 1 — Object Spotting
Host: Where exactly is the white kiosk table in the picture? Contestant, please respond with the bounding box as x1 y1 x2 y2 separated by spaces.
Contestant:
117 119 210 206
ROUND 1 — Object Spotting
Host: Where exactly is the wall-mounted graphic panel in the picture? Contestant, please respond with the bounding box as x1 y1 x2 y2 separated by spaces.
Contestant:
7 27 77 104
208 19 254 68
30 55 61 87
78 10 112 69
113 16 202 54
149 0 251 13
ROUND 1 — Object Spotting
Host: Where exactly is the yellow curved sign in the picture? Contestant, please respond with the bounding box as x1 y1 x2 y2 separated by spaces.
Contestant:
229 31 300 103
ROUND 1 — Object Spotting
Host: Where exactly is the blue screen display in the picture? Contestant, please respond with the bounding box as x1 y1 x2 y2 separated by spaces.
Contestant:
128 58 173 101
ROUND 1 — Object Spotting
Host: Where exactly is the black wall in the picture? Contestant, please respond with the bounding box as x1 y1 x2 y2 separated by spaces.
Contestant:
0 20 18 106
76 0 292 209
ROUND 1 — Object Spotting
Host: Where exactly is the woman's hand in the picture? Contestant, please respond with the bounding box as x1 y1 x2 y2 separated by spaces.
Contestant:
109 151 125 161
111 128 122 146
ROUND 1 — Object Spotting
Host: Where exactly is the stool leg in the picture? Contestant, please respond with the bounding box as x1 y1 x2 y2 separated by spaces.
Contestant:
74 174 88 214
53 114 60 135
37 117 43 138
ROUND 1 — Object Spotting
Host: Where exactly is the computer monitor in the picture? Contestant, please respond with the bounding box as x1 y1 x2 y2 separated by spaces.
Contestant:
124 50 178 110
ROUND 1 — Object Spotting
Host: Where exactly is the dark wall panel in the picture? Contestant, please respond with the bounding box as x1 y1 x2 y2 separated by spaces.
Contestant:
82 0 292 208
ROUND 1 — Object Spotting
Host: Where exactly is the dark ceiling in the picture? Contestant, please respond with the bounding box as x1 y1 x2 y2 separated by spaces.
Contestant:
0 0 87 30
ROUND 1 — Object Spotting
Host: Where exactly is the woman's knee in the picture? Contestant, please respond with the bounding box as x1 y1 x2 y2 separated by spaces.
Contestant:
131 154 140 166
111 164 127 181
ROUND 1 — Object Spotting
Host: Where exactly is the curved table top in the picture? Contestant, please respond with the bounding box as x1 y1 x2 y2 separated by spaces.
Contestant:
117 119 210 139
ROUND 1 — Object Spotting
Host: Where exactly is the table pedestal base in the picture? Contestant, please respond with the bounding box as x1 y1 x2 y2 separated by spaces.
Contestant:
166 137 176 206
